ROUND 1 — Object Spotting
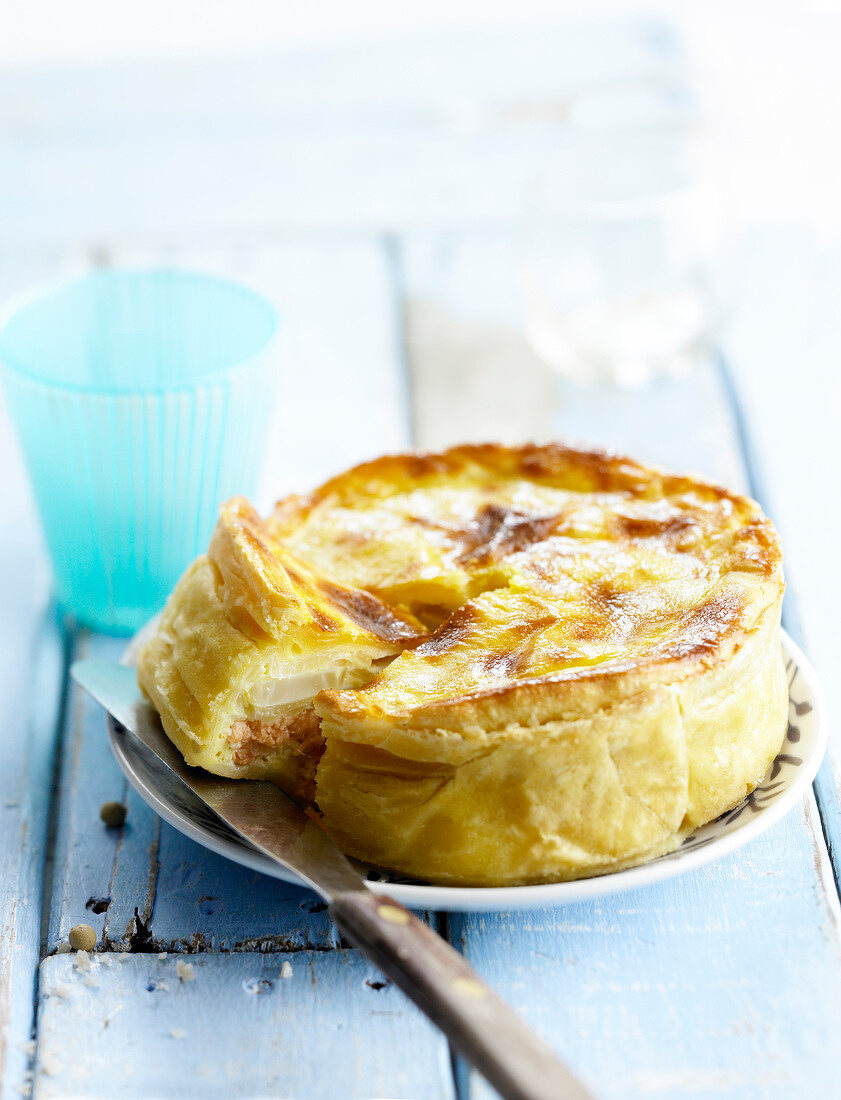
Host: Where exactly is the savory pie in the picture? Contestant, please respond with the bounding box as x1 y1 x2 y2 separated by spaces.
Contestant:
137 443 787 885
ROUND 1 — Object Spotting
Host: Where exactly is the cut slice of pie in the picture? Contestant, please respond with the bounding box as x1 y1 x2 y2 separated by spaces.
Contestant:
137 497 426 800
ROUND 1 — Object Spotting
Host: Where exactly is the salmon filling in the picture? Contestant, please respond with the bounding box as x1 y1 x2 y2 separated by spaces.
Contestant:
228 708 324 769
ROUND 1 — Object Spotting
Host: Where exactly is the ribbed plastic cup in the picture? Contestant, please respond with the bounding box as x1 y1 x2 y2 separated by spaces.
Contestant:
0 269 278 634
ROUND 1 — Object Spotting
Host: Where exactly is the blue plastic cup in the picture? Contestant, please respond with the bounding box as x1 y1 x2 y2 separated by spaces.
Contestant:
0 268 278 634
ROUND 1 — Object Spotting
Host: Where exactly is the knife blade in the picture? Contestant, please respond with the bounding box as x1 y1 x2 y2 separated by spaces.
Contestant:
72 658 594 1100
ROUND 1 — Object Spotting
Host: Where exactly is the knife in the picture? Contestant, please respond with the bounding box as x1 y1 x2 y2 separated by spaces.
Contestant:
72 659 594 1100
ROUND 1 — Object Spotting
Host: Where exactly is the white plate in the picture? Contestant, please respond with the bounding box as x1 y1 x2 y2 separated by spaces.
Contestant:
109 630 825 912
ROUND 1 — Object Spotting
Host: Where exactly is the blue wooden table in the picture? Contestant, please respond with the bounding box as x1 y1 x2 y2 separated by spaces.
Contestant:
2 22 841 1099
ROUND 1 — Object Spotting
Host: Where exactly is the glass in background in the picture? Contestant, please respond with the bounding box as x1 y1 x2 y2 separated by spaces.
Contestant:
0 269 278 634
520 131 719 389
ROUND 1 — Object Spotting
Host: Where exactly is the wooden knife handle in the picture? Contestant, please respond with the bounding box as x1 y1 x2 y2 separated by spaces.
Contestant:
330 891 594 1100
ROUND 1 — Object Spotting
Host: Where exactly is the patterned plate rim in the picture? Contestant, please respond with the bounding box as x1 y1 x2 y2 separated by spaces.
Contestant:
108 628 826 912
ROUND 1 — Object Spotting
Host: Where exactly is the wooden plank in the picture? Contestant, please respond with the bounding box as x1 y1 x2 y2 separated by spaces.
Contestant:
721 228 841 775
718 228 841 902
45 632 133 955
451 802 841 1100
0 21 682 137
404 228 841 1098
0 23 691 243
33 952 455 1099
713 342 841 901
553 366 747 492
0 612 65 1100
0 250 85 1099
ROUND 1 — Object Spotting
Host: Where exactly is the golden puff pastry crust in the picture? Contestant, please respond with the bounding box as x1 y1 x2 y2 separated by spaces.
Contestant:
137 497 425 799
138 443 787 885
